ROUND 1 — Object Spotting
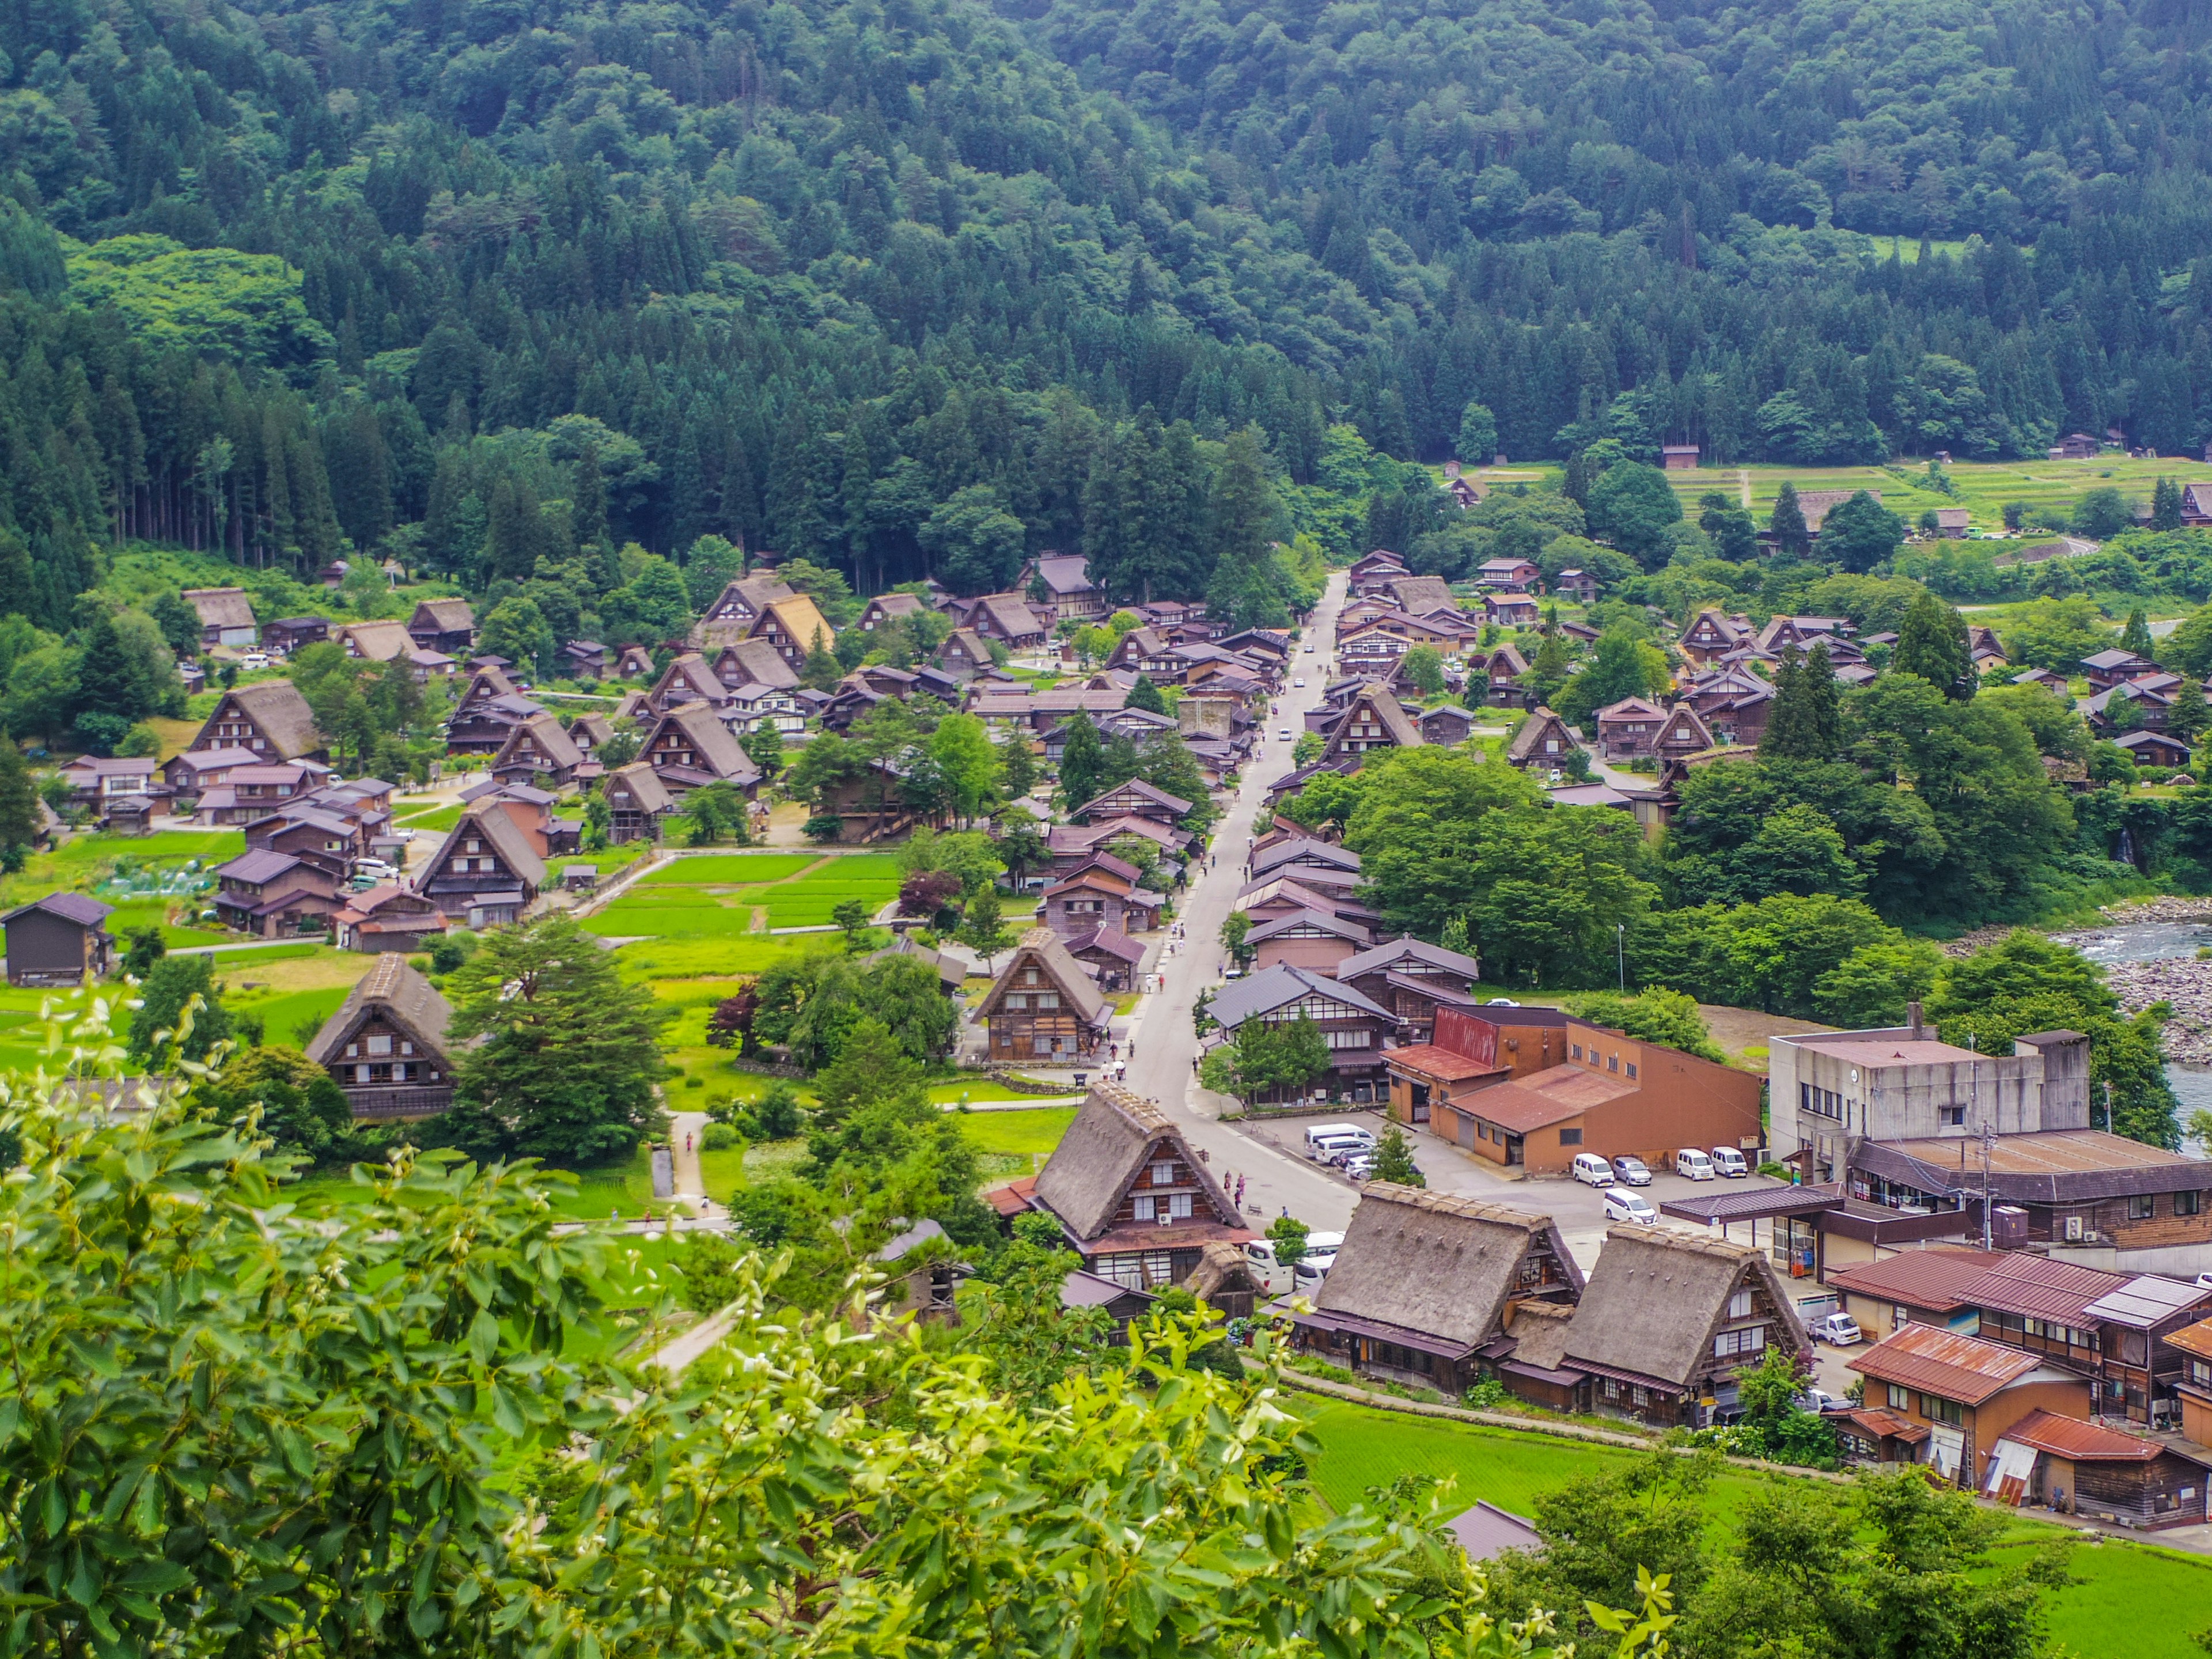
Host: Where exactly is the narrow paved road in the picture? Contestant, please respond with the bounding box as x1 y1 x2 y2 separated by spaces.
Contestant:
1118 573 1365 1236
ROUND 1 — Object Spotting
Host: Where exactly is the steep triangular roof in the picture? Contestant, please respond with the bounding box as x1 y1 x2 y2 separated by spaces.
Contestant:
1505 707 1580 765
976 928 1110 1028
493 710 585 772
1315 1185 1583 1351
305 955 453 1066
1326 684 1424 752
1656 703 1714 750
182 586 256 631
1338 934 1481 982
711 638 801 690
410 597 475 632
425 805 547 891
605 759 673 813
645 703 762 785
1595 696 1668 722
1033 1080 1240 1241
648 652 730 710
1560 1226 1808 1389
751 593 835 653
207 680 324 759
458 664 517 706
339 619 413 661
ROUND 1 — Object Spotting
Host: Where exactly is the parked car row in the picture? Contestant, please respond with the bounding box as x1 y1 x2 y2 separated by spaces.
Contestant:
1571 1146 1751 1187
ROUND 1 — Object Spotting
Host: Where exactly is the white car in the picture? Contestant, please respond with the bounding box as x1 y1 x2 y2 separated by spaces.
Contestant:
1570 1152 1615 1187
1710 1146 1749 1177
1278 728 1293 740
1303 641 1315 652
1796 1387 1849 1414
1293 677 1306 688
1810 1312 1862 1346
1601 1188 1658 1225
354 859 400 882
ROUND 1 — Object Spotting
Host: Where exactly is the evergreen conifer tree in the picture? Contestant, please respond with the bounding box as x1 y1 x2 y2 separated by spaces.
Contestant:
1770 481 1809 558
2122 607 2155 658
1760 645 1842 759
2169 679 2209 746
2153 476 2184 532
1058 711 1104 810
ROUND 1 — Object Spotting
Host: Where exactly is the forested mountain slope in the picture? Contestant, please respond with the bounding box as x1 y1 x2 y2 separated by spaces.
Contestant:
1 0 2211 617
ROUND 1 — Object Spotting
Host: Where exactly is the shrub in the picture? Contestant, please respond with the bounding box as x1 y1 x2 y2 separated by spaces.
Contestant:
802 813 845 843
698 1121 740 1152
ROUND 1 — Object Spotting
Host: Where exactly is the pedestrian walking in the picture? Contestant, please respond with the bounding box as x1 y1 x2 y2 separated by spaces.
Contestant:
684 1132 692 1153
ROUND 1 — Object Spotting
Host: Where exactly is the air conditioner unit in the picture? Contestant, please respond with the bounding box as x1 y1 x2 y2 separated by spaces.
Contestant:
2065 1216 2084 1243
1157 1211 1173 1226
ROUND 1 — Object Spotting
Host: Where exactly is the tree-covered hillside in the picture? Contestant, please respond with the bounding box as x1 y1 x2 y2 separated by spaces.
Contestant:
6 0 2212 618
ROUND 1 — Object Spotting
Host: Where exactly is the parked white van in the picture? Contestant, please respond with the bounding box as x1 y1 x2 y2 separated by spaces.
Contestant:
1675 1148 1716 1181
1709 1146 1749 1178
1245 1231 1344 1294
1304 1123 1375 1161
1570 1152 1615 1187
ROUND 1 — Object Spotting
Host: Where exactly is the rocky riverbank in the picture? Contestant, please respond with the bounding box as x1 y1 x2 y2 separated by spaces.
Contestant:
2098 959 2212 1063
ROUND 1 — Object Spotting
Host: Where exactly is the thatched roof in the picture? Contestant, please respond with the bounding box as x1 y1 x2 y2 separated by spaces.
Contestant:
1559 1225 1807 1388
339 619 413 661
305 955 452 1066
977 929 1109 1029
1504 708 1578 766
1326 683 1424 753
1313 1184 1583 1351
410 597 475 632
1033 1080 1238 1242
426 805 547 890
1180 1240 1262 1302
605 760 673 813
212 680 324 759
713 638 801 690
496 711 584 772
182 586 256 631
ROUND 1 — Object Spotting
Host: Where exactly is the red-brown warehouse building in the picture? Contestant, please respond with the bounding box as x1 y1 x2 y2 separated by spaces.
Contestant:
1386 1006 1764 1174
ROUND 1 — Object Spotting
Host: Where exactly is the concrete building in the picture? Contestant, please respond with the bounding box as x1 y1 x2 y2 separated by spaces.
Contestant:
1770 1009 2090 1184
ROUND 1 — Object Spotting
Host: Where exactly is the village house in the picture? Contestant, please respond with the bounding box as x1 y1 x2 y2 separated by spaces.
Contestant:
567 713 616 764
702 638 797 693
260 616 329 655
641 704 762 798
444 669 536 753
1846 1323 2094 1486
1047 815 1192 876
1551 568 1599 604
1385 1006 1763 1174
417 807 545 926
1063 925 1146 992
1843 1127 2212 1272
335 619 413 663
2 893 115 986
1979 1410 2207 1526
1348 549 1412 595
188 759 334 826
1553 1226 1812 1429
1243 907 1372 974
1290 1185 1583 1396
1484 593 1541 627
1338 935 1483 1041
694 574 796 645
490 711 585 787
1235 873 1379 938
644 652 736 715
1418 704 1477 745
2167 1315 2212 1444
1680 666 1776 748
1650 703 1715 764
1475 558 1540 592
1041 857 1165 940
2083 680 2173 733
603 762 676 844
1769 1014 2093 1185
933 627 993 680
855 592 927 633
407 597 476 656
963 593 1050 650
2082 647 2160 690
160 747 262 809
1503 707 1583 772
192 680 328 764
2118 729 2194 768
1593 696 1670 761
1020 1081 1251 1289
181 586 259 650
1022 553 1107 622
334 884 448 953
1206 964 1397 1104
2051 433 2103 460
1322 683 1426 764
560 641 612 680
59 755 160 819
240 805 370 882
306 955 456 1119
745 593 837 671
459 781 580 859
210 849 342 938
977 929 1112 1064
1069 777 1194 830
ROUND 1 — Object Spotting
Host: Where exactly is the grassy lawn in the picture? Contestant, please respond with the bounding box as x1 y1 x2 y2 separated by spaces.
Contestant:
395 802 464 831
284 1143 679 1222
1293 1397 2208 1659
589 895 763 938
611 938 816 978
958 1106 1076 1158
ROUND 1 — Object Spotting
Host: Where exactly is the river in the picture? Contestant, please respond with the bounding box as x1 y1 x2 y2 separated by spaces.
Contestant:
2058 918 2212 1154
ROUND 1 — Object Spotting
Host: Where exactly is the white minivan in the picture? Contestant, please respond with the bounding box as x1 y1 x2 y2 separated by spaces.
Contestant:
1570 1152 1615 1187
1675 1148 1715 1181
1245 1231 1344 1294
1709 1146 1749 1178
1304 1123 1374 1161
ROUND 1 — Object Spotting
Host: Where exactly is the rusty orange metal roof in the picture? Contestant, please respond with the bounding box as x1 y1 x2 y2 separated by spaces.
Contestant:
1839 1406 1930 1445
1846 1323 2050 1406
1384 1044 1504 1084
1994 1409 2168 1463
2165 1316 2212 1362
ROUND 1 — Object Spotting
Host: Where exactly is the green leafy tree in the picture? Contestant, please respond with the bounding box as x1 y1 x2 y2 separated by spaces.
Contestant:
919 483 1027 594
1343 747 1545 939
478 594 556 678
441 913 672 1165
1562 988 1725 1062
832 897 873 949
1126 673 1168 715
1810 936 1946 1027
1463 806 1657 986
0 737 39 857
927 711 1000 824
741 722 785 780
126 952 232 1063
1584 460 1683 570
1456 400 1498 463
2072 485 2135 539
1401 643 1446 696
2120 605 2156 658
2169 677 2209 745
1266 1213 1309 1266
1369 1125 1424 1187
1818 491 1906 573
801 625 842 690
195 1044 353 1161
1893 589 1976 700
997 727 1039 800
1555 629 1669 727
1219 909 1256 968
2003 595 2113 673
1204 426 1293 629
956 887 1013 969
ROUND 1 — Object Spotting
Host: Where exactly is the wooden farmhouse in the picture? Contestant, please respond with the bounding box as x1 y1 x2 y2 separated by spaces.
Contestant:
1025 1081 1253 1289
2 893 115 986
603 762 676 843
490 711 585 786
418 806 546 926
978 929 1111 1063
1290 1185 1583 1396
191 680 328 764
305 955 457 1119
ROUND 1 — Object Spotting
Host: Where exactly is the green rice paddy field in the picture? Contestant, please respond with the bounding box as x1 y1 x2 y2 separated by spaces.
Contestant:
1296 1398 2212 1659
589 851 906 952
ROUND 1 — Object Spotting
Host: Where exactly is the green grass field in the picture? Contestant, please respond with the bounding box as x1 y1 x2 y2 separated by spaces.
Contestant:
1293 1397 2211 1659
395 803 464 831
756 854 904 926
1661 455 2212 537
957 1107 1076 1158
590 897 762 938
640 853 821 884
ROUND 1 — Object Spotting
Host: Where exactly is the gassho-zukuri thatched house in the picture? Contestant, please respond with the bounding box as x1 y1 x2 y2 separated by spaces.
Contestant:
1015 1080 1253 1290
1288 1184 1584 1396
